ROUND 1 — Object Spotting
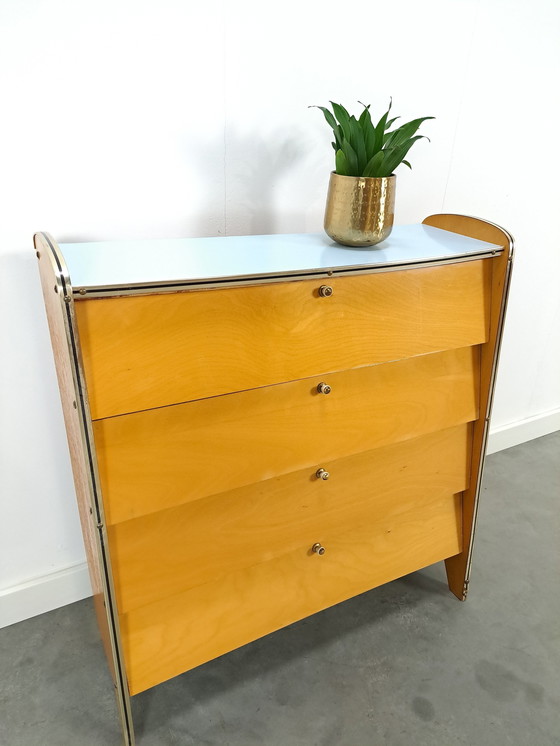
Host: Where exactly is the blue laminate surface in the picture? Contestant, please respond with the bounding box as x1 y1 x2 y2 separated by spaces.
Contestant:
59 225 501 290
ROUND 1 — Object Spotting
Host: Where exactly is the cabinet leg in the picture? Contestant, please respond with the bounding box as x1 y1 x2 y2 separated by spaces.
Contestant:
114 683 135 746
445 554 468 601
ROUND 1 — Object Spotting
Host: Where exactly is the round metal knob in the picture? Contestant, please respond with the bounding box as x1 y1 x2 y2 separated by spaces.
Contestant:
318 285 333 297
316 468 330 481
317 382 331 395
312 543 326 555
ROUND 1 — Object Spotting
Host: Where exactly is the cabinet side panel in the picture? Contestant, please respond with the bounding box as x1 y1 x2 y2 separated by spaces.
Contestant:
35 233 114 672
422 215 514 599
34 234 135 746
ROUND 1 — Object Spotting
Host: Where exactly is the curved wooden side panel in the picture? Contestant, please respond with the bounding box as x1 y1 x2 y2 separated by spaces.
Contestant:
34 232 135 746
422 215 514 600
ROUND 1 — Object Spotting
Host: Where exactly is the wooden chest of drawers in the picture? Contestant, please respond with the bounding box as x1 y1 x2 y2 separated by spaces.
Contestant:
35 214 513 745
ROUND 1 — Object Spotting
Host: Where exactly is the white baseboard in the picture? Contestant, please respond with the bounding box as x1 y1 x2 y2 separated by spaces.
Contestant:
0 561 91 629
487 407 560 455
1 410 558 630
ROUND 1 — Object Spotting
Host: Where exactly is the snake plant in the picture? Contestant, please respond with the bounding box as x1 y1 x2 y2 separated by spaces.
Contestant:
311 99 434 178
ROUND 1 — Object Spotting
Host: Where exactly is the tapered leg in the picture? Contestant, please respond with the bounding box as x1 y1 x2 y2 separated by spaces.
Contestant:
445 554 468 600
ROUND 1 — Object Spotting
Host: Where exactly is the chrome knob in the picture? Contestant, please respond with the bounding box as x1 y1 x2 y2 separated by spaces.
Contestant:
318 285 333 297
317 382 331 395
316 468 330 481
312 543 326 555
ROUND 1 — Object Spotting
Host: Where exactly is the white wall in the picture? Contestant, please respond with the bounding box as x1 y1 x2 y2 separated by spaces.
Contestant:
1 0 559 626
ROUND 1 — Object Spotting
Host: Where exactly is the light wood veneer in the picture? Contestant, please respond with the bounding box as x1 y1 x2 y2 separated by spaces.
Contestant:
95 345 480 524
36 217 513 745
121 492 462 695
109 424 471 613
76 259 490 419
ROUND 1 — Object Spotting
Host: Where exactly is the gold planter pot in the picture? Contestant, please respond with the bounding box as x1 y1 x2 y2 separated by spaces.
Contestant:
324 172 396 247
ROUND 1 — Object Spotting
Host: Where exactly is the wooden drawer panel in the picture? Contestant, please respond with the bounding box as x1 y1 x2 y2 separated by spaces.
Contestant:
95 346 479 524
109 424 470 614
121 492 462 694
76 260 491 419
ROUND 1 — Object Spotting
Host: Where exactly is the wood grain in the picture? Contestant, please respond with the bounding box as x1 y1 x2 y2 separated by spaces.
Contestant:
76 259 491 419
121 492 462 694
109 424 470 613
423 215 513 600
95 346 480 524
34 233 116 683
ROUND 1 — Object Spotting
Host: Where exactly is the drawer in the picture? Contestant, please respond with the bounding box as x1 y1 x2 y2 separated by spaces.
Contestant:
95 345 480 524
76 259 491 419
109 424 470 614
120 492 462 694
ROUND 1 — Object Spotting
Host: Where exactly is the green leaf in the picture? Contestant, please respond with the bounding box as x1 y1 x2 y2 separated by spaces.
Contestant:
363 150 385 178
357 105 377 162
379 135 426 176
335 148 348 175
357 107 375 161
310 105 337 131
310 105 344 150
364 122 376 161
373 98 392 156
385 116 434 149
359 107 373 133
383 119 402 146
341 140 359 176
358 103 371 128
313 100 433 177
349 115 367 174
332 124 344 150
330 101 352 142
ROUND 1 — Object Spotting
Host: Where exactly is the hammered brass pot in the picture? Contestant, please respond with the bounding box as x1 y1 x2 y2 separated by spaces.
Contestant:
324 172 396 247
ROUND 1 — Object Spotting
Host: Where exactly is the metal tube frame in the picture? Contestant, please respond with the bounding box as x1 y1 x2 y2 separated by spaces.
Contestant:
464 224 515 589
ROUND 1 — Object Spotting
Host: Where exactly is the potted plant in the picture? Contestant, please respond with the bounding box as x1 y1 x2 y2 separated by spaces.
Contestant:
312 100 434 246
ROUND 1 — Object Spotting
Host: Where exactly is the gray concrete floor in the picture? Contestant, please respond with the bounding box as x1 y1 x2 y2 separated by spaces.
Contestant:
1 433 559 746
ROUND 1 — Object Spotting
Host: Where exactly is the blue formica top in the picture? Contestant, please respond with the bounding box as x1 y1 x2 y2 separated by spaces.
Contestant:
59 225 502 293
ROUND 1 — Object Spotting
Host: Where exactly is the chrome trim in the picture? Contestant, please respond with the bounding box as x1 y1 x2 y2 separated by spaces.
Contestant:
464 240 514 587
422 213 516 593
72 248 503 299
37 232 135 746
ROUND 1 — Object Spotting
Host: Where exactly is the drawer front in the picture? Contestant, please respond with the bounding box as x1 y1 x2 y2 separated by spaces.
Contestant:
120 492 462 694
76 259 491 419
95 346 479 524
109 424 470 614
